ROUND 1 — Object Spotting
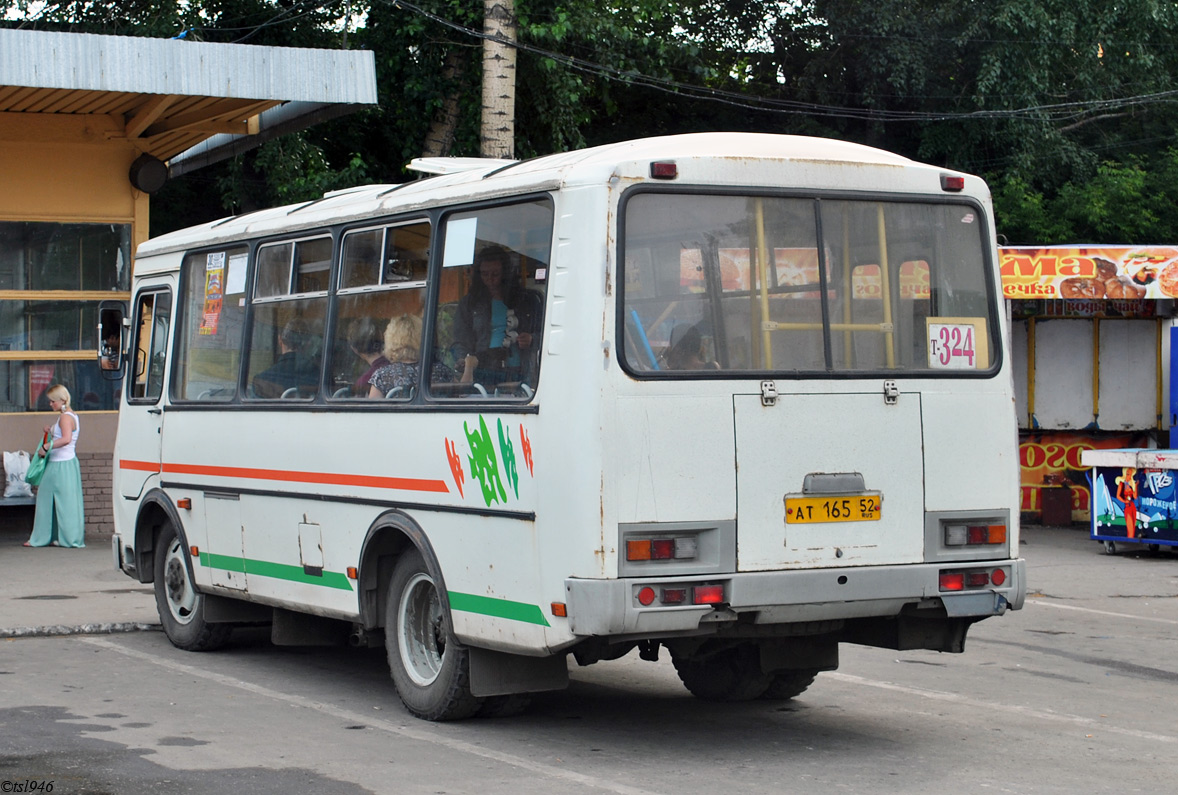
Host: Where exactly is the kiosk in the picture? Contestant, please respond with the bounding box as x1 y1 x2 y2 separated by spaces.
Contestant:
1082 447 1178 554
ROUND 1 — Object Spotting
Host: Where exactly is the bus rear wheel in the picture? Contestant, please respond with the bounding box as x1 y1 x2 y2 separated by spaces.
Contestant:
671 642 772 701
153 523 232 651
760 669 818 701
385 549 482 721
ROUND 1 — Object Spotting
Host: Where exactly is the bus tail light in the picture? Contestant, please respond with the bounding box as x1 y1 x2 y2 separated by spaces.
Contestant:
941 173 965 191
945 523 1006 547
940 572 965 591
626 536 699 562
693 584 725 605
941 567 1010 592
631 582 725 607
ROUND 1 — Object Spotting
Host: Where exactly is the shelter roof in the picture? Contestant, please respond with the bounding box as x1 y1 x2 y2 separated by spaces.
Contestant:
0 27 376 170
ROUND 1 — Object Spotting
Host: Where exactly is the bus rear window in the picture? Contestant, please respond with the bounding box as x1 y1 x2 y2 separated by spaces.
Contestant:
621 193 997 376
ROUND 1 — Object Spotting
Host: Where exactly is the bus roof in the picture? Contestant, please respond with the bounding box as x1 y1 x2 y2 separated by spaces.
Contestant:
137 132 942 261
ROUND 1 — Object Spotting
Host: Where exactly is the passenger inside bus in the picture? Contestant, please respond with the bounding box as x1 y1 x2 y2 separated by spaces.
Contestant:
451 245 542 387
252 317 320 398
346 317 389 396
368 313 455 398
663 323 720 371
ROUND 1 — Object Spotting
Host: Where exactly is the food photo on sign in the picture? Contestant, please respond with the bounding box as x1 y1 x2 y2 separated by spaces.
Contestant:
1000 246 1178 300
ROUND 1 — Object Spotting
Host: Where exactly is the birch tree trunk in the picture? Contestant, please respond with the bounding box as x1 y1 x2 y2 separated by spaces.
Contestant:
422 50 466 157
481 0 517 159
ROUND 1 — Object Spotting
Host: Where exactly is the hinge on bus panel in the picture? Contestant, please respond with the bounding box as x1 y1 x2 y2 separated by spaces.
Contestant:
760 380 778 407
883 380 900 405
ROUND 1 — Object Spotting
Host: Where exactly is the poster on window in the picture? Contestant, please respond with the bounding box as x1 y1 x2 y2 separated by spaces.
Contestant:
199 251 225 335
28 364 54 409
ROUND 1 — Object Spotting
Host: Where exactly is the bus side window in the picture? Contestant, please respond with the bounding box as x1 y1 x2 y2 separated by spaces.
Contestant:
330 221 430 400
175 248 247 401
428 199 553 400
129 290 171 402
246 237 330 400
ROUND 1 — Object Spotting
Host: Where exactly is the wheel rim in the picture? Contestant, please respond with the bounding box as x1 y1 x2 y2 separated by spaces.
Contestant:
163 538 198 625
397 572 446 687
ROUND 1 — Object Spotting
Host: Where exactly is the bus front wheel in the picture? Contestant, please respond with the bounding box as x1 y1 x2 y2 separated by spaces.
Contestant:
385 549 482 721
153 523 232 651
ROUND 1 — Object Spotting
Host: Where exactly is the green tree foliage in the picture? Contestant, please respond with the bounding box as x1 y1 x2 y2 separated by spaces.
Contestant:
7 0 1178 244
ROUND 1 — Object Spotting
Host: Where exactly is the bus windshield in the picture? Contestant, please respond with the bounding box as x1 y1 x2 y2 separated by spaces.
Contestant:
621 193 997 375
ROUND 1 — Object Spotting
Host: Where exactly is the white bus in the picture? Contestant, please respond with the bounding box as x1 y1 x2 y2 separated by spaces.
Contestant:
107 132 1024 720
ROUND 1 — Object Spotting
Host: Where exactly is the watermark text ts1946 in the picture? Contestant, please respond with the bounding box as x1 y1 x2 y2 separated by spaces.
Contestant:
2 782 54 793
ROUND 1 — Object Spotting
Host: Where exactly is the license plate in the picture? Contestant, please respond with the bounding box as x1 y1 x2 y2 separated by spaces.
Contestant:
785 493 882 524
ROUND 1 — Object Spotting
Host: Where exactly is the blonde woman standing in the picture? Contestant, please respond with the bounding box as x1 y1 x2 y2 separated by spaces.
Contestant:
23 384 85 548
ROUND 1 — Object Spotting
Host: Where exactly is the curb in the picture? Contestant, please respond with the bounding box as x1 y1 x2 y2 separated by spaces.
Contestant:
0 622 162 638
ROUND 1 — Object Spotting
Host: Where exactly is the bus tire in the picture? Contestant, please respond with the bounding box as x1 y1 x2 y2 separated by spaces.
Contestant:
153 523 232 651
385 549 482 721
760 669 818 701
671 642 772 701
477 693 533 719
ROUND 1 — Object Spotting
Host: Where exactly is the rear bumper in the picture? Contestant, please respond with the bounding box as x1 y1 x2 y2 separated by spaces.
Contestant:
565 558 1025 638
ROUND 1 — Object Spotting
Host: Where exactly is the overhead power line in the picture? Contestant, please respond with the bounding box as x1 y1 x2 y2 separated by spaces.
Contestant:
385 0 1178 125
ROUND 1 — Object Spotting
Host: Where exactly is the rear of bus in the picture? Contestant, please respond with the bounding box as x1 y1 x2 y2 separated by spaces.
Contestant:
566 137 1024 699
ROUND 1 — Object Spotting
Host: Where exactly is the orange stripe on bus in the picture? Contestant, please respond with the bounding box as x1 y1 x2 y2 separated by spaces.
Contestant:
120 459 162 473
160 462 450 494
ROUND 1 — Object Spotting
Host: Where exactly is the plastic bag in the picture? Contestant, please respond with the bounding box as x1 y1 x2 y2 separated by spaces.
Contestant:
24 434 51 487
3 450 33 497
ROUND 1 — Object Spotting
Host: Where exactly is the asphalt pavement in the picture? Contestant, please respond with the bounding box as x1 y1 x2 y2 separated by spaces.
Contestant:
1 530 159 638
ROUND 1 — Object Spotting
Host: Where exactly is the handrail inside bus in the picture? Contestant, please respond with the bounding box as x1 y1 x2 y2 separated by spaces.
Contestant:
627 309 660 370
754 199 773 369
876 204 897 368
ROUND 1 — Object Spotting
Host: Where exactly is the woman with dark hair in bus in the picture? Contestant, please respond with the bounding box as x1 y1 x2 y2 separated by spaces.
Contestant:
23 384 85 548
452 245 541 386
347 317 389 396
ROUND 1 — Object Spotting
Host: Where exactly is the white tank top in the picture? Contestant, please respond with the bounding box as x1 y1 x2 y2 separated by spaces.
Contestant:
49 411 79 462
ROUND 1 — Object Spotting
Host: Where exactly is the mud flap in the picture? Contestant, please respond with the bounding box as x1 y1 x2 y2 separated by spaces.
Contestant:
468 647 570 697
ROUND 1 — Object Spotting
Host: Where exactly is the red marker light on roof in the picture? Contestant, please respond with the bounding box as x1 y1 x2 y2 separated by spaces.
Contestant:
650 161 678 180
941 174 965 192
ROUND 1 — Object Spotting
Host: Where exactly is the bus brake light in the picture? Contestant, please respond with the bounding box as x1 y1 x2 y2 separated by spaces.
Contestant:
693 585 725 605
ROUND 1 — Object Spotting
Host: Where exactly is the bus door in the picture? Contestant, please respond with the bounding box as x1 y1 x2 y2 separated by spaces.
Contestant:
733 389 925 571
117 281 174 500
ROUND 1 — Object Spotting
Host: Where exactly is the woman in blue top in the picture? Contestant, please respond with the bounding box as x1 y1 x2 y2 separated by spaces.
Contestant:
24 384 85 548
451 245 541 386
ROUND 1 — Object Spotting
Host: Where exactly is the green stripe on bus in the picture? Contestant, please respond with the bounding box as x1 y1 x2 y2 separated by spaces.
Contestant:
199 552 354 591
447 591 550 627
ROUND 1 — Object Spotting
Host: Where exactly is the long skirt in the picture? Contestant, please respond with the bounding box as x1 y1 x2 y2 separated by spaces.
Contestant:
27 457 85 548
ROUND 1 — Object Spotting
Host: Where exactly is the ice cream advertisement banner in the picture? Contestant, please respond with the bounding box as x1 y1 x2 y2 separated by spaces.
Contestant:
1000 246 1178 300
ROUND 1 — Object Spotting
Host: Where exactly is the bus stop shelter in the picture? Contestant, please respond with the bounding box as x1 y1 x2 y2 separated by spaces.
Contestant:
0 27 376 536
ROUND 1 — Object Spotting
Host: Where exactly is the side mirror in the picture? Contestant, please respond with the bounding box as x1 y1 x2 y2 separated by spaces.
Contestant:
98 301 127 380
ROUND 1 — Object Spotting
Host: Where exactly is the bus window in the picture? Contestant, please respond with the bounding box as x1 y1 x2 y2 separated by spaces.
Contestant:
329 221 430 399
129 289 171 402
622 193 996 375
247 236 330 399
429 198 552 400
174 247 248 401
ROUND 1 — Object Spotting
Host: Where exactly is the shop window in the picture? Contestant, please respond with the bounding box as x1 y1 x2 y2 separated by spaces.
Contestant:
0 221 129 411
